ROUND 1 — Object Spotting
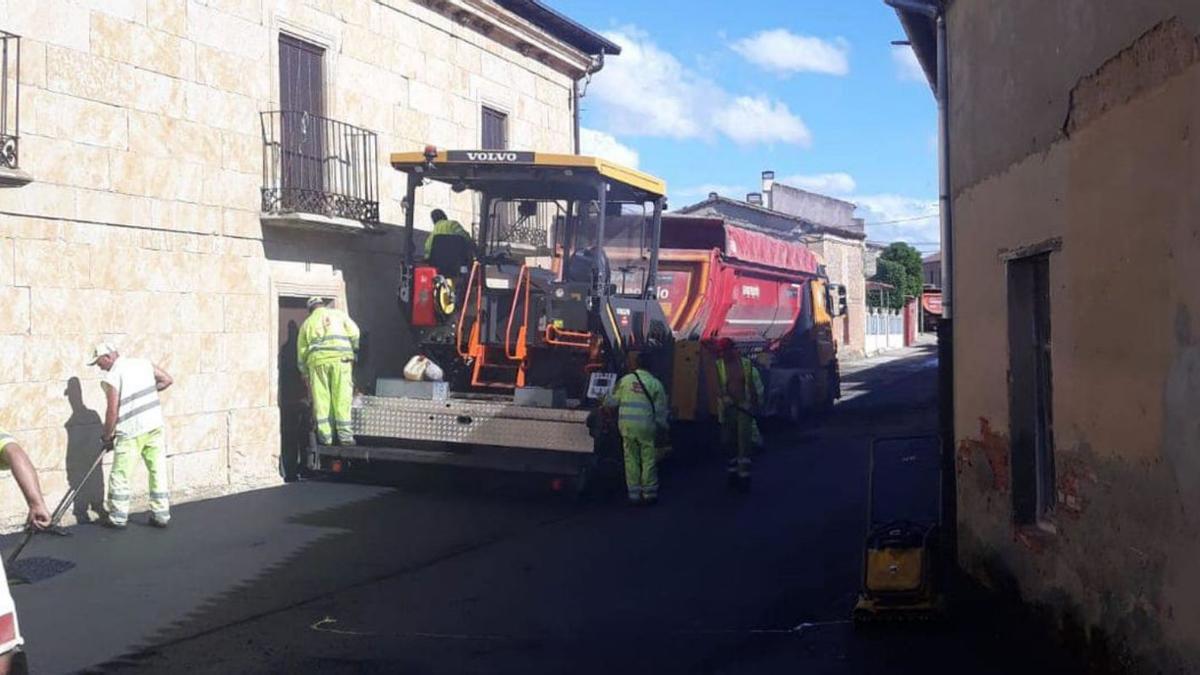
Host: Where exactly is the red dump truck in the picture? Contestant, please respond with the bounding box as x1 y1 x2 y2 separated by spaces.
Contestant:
616 215 846 426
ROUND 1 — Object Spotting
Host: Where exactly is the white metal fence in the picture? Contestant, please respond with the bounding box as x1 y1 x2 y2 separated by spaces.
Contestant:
865 308 905 355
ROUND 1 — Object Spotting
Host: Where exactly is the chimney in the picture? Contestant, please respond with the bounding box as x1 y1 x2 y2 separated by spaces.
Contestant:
761 170 775 209
707 191 718 200
746 192 763 206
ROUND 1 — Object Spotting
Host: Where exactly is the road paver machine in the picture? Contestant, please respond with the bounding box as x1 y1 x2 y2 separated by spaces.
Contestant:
305 147 671 485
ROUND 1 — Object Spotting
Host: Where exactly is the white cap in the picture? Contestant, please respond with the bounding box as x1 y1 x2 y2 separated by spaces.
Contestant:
306 296 326 309
87 342 117 366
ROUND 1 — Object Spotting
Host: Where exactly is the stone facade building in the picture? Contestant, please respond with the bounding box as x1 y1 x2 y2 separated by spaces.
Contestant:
921 251 940 288
896 1 1200 670
675 190 868 359
0 0 614 527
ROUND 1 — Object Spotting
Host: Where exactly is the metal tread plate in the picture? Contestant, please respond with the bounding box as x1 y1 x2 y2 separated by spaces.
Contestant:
359 395 590 422
353 395 594 453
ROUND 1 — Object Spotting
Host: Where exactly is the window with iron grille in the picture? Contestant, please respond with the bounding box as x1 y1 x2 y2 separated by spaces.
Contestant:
1 30 22 173
261 34 379 224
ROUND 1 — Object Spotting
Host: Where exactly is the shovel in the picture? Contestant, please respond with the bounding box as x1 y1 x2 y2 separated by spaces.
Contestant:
6 446 107 568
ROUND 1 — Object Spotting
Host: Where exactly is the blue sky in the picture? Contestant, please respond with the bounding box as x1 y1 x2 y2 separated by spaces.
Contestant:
554 0 940 250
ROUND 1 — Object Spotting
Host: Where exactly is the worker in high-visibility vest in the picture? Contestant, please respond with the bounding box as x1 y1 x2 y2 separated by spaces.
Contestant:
298 297 360 446
0 429 51 670
90 343 174 528
603 351 668 505
714 337 763 490
424 208 473 258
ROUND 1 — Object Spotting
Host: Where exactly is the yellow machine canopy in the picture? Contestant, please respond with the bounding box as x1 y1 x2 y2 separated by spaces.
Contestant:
390 148 666 203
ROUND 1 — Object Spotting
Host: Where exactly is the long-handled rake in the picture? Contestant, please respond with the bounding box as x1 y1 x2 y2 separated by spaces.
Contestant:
6 446 107 568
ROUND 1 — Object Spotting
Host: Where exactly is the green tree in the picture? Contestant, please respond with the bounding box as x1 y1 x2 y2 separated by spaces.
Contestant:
870 242 924 310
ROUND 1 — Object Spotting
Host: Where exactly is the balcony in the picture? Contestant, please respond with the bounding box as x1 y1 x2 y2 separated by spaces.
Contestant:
260 111 379 232
0 30 31 187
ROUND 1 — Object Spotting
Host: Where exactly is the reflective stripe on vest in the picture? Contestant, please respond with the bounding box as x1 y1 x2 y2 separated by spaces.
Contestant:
305 334 355 358
618 400 653 420
110 358 163 436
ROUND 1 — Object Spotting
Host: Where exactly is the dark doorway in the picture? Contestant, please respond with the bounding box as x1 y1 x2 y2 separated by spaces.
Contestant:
1008 253 1054 524
279 296 310 481
279 34 325 213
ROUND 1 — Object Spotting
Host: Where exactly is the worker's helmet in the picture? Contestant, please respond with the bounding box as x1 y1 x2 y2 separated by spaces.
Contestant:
306 296 326 309
87 342 118 366
716 337 736 354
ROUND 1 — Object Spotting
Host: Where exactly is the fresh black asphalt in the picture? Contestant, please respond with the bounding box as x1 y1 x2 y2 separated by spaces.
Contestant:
3 344 1081 674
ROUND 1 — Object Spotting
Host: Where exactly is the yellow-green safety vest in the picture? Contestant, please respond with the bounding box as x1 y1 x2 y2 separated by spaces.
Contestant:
604 369 669 440
298 306 361 376
424 218 472 257
715 355 764 423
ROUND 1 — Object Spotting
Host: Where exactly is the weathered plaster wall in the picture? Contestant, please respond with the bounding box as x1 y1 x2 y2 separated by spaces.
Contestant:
951 3 1200 669
0 0 577 528
948 0 1200 195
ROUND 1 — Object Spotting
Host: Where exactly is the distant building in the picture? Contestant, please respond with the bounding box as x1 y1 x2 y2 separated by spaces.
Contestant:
864 241 888 278
895 1 1200 670
922 251 942 288
675 181 868 359
767 182 866 234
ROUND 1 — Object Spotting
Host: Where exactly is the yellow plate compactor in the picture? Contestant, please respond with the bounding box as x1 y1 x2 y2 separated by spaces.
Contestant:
854 435 946 621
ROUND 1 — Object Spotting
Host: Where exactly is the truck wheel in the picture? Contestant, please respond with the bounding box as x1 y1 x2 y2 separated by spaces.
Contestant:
819 368 837 411
573 461 595 501
787 380 804 425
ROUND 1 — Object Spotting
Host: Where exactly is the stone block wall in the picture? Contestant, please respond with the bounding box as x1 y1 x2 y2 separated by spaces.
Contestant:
0 0 579 529
809 235 866 360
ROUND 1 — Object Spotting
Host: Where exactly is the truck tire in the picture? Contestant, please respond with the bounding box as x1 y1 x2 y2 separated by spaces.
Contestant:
820 367 837 411
787 379 805 425
572 461 594 501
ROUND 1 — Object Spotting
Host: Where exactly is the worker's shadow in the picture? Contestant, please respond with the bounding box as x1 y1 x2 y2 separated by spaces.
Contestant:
64 377 105 524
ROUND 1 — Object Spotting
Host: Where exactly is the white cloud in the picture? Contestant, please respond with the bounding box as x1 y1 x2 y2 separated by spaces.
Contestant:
853 194 940 246
589 28 704 139
671 183 748 204
579 128 640 168
778 172 857 195
712 96 812 146
732 29 850 76
892 45 927 83
589 27 812 146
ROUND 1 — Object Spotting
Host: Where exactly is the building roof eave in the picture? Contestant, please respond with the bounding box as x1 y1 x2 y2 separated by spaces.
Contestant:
889 1 941 92
494 0 621 56
673 195 867 241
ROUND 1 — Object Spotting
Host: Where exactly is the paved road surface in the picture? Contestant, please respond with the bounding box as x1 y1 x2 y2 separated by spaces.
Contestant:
3 344 1080 673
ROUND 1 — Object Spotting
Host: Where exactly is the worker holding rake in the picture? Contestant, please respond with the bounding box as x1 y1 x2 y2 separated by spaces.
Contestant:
0 430 52 672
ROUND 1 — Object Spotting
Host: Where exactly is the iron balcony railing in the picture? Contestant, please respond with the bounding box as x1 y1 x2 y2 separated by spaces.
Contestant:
1 30 21 171
260 110 379 223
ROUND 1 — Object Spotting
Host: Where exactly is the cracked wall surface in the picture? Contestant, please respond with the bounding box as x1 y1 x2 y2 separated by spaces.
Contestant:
950 2 1200 671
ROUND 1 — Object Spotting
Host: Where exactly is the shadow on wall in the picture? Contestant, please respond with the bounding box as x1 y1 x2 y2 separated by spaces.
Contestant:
64 377 105 523
279 319 305 482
